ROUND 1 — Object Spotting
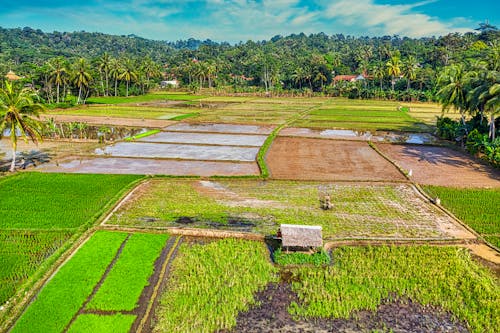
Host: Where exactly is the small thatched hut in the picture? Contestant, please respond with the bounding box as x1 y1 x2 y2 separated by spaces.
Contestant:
5 71 21 81
279 224 322 250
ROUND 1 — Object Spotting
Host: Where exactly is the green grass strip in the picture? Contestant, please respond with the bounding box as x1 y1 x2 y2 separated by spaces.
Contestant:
87 233 168 311
68 314 136 333
289 246 499 333
124 129 161 141
12 231 128 333
169 113 199 121
154 239 277 332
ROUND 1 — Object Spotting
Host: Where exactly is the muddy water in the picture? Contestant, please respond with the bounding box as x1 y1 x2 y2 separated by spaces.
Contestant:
165 123 274 134
38 157 260 176
138 131 267 146
95 142 259 161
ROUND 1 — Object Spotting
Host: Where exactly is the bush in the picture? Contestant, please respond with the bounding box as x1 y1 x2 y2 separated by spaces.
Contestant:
274 248 331 266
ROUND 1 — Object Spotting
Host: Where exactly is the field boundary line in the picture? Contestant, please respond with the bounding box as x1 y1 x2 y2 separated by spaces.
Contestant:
100 178 151 226
99 225 265 241
257 100 332 178
367 141 410 180
136 236 182 333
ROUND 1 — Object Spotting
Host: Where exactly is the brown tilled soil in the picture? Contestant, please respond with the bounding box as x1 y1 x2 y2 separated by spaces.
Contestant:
266 137 406 181
376 143 500 188
223 282 469 333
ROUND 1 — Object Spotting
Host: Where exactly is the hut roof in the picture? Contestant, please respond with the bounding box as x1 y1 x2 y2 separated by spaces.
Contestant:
5 71 21 80
280 224 322 248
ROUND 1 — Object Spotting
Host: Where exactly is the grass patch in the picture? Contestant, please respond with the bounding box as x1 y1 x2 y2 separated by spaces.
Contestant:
169 113 199 121
0 230 73 305
12 231 128 333
274 248 330 266
0 173 142 229
108 180 455 240
289 246 499 333
87 233 168 311
422 186 500 248
86 93 203 104
124 129 160 141
154 238 277 332
68 314 136 333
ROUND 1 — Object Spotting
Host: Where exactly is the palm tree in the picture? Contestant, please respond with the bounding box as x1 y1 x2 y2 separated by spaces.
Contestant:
371 62 386 91
402 56 418 91
437 63 473 127
72 58 92 104
48 57 68 104
0 81 45 172
140 56 160 91
119 58 138 97
386 55 402 91
109 58 122 97
98 52 111 96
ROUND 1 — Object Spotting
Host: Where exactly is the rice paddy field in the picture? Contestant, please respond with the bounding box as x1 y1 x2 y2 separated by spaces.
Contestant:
423 186 500 248
0 173 142 327
105 179 470 240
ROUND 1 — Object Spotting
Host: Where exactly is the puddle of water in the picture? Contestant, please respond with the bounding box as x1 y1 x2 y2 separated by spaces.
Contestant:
138 131 267 146
165 123 273 134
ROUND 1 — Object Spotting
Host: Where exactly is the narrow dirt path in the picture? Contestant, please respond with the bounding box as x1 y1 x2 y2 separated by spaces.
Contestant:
134 236 182 333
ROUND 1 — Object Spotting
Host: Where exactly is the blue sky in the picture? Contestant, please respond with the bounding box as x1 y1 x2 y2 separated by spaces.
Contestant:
0 0 498 42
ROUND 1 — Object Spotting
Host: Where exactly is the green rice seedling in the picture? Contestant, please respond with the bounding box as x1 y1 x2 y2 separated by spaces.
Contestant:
273 248 330 266
87 233 168 311
124 129 160 141
11 231 128 333
0 230 73 305
153 238 277 332
0 173 142 229
289 246 499 333
423 186 500 235
67 314 136 333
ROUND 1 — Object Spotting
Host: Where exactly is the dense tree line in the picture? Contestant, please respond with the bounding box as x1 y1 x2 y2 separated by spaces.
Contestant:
0 25 498 104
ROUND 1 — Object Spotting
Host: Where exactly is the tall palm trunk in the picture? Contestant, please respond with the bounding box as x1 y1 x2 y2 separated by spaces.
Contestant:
105 72 109 96
490 113 496 140
126 81 129 97
10 145 17 172
56 83 60 104
114 78 118 97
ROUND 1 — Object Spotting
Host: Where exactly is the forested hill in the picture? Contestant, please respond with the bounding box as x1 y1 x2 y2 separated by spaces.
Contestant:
0 26 222 64
1 25 498 67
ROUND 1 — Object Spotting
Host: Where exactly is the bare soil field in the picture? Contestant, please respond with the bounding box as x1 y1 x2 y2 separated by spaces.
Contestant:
377 144 500 188
266 137 406 181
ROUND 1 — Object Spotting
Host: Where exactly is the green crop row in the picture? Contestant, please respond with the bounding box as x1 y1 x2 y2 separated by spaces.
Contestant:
422 186 500 236
153 238 277 332
273 248 330 266
12 231 128 333
85 93 203 104
68 314 136 333
87 233 168 311
0 230 73 305
124 129 161 141
0 173 142 229
289 246 499 333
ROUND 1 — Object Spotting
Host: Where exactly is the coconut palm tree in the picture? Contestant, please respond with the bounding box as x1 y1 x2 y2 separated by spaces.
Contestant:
402 55 419 91
109 58 122 97
48 57 68 104
0 81 45 172
371 62 386 91
386 55 402 91
119 58 138 97
72 58 92 104
98 52 111 96
437 63 474 127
